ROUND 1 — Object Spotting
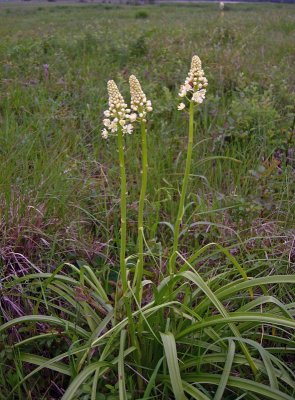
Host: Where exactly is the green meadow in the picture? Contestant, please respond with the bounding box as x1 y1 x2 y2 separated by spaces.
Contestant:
0 2 295 399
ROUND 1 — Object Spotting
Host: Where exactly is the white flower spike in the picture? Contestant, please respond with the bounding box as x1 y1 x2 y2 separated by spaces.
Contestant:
129 75 152 123
102 80 131 138
178 55 208 109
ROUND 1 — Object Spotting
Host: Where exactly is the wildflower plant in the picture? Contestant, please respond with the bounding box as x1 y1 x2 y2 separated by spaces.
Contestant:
129 74 153 122
177 55 208 110
170 55 208 275
101 80 133 139
2 54 295 400
129 75 152 304
101 80 137 352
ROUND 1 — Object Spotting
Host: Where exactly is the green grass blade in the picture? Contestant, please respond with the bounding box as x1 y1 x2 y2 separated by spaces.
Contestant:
141 356 164 400
179 265 258 375
182 373 294 400
160 332 187 400
118 329 127 400
61 361 112 400
213 339 235 400
0 315 89 338
19 353 71 376
182 381 212 400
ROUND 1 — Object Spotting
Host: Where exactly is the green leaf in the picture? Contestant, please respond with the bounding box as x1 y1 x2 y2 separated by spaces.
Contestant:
0 315 89 338
182 381 211 400
213 340 235 400
19 353 71 376
141 356 164 400
160 332 187 400
61 361 112 400
118 330 127 400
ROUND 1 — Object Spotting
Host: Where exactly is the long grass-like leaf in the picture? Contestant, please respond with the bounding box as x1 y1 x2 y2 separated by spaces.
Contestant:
118 330 127 400
179 266 258 375
19 353 71 376
141 356 164 400
61 361 111 400
213 339 235 400
0 315 89 338
160 332 187 400
180 373 294 400
177 312 295 338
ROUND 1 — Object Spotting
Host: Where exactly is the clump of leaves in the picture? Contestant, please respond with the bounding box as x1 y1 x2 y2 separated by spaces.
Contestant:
130 35 148 58
135 10 149 19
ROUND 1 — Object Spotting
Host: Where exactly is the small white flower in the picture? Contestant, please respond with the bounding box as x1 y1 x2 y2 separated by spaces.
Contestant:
123 124 133 135
103 118 111 128
179 86 187 97
101 128 108 139
179 55 208 105
129 113 137 122
192 89 206 104
129 75 152 121
110 121 118 132
119 119 126 126
177 102 186 110
104 110 111 117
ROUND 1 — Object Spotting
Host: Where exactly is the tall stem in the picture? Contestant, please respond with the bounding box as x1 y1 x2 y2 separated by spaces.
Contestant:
135 121 148 303
117 129 128 294
169 101 195 275
117 130 137 348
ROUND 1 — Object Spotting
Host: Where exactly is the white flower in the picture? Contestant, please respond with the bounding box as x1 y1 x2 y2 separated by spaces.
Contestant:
110 121 118 132
185 83 192 91
179 55 207 104
178 86 187 97
129 113 137 122
102 80 132 138
192 89 206 104
101 128 108 139
177 103 186 110
129 75 152 122
219 2 224 10
103 118 111 128
123 124 133 135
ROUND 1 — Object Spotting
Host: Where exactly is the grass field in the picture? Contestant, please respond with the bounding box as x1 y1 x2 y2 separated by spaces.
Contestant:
0 2 295 399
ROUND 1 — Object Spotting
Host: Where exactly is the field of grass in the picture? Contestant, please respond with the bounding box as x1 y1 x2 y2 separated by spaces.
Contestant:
0 2 295 399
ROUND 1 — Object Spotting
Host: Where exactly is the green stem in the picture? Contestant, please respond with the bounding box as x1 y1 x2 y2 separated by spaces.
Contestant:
117 129 128 295
117 129 137 350
169 101 195 275
118 129 144 392
135 121 148 304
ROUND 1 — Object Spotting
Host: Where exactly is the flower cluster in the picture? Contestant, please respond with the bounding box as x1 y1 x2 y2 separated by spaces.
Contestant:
101 80 133 139
129 75 152 123
178 55 208 111
219 1 225 10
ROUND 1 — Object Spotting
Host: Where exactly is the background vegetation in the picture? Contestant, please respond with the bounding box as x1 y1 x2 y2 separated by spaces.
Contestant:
0 2 294 399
